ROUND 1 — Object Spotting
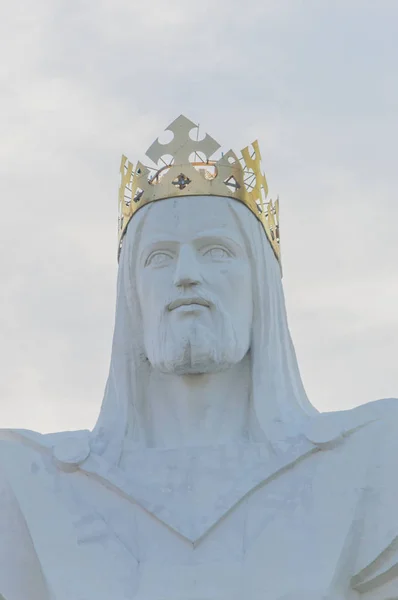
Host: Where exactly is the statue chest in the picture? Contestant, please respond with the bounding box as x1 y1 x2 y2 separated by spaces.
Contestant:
2 439 368 599
63 445 365 598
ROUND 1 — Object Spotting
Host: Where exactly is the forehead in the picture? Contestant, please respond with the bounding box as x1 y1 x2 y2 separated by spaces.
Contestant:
140 196 244 243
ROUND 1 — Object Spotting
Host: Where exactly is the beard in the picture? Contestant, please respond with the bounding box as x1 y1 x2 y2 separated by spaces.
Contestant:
143 304 250 375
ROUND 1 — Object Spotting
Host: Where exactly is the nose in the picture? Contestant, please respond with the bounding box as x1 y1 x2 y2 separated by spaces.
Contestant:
173 245 201 288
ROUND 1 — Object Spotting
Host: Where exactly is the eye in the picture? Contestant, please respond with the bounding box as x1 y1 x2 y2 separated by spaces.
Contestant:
202 247 231 260
145 251 173 267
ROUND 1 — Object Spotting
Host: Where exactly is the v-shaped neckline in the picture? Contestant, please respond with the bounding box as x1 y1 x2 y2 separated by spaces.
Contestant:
80 437 318 543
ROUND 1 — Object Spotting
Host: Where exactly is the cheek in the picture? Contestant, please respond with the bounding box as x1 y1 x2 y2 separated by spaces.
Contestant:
220 261 251 287
137 269 172 311
217 263 252 312
136 271 154 316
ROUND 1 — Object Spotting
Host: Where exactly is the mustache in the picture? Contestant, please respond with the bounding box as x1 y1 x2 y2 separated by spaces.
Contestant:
168 297 210 311
164 290 221 313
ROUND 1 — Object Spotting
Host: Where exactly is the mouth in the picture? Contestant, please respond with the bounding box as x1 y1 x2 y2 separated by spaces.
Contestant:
168 297 211 311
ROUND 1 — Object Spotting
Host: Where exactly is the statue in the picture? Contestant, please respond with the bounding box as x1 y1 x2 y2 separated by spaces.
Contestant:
0 116 397 600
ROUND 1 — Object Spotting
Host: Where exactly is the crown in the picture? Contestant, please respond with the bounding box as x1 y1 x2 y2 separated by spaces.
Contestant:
118 115 280 268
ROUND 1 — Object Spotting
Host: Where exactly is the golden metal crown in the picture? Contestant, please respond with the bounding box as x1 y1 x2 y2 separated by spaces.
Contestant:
118 115 280 267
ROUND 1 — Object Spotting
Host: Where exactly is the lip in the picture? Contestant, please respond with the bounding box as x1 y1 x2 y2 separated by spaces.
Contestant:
168 297 210 311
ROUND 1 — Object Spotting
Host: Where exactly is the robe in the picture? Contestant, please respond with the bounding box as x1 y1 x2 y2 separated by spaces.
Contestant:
1 398 398 600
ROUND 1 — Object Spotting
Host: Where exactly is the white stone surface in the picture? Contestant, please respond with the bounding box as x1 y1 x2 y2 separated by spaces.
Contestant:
1 196 397 599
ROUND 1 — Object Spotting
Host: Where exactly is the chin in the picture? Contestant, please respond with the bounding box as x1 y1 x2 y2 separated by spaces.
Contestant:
145 320 249 375
148 340 246 376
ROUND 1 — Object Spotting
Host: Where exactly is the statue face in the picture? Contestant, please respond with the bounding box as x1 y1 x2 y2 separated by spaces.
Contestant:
136 196 253 374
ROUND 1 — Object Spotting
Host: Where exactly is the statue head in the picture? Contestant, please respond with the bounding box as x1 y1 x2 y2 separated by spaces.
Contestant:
92 116 317 461
136 195 252 375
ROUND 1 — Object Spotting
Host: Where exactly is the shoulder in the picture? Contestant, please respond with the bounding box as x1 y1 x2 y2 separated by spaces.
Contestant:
303 400 398 594
0 427 92 472
305 398 398 594
0 427 91 448
0 431 56 599
303 397 398 450
0 428 92 559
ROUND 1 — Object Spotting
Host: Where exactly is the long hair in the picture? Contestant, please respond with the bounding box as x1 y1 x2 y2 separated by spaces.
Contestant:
92 197 317 464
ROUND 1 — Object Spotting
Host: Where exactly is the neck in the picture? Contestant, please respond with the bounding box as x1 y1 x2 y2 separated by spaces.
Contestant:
141 354 252 448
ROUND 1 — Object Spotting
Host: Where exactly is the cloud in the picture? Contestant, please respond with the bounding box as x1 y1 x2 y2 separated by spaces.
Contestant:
1 0 398 432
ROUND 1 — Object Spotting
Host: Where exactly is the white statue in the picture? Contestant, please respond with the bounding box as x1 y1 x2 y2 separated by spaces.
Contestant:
1 116 397 600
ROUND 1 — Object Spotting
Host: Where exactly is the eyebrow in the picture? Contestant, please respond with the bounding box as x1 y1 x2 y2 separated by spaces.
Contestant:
195 229 241 241
141 229 244 246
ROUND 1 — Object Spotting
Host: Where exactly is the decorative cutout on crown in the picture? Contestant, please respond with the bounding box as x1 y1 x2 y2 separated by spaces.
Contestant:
118 115 280 268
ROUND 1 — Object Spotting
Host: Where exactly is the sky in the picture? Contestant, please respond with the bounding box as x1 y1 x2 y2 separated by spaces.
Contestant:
1 0 398 433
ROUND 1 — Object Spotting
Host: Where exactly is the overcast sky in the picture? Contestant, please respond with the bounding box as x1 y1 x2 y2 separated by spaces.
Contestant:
1 0 398 433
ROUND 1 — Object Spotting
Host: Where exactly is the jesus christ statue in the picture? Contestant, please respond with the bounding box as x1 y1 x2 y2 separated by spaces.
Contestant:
0 116 397 600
